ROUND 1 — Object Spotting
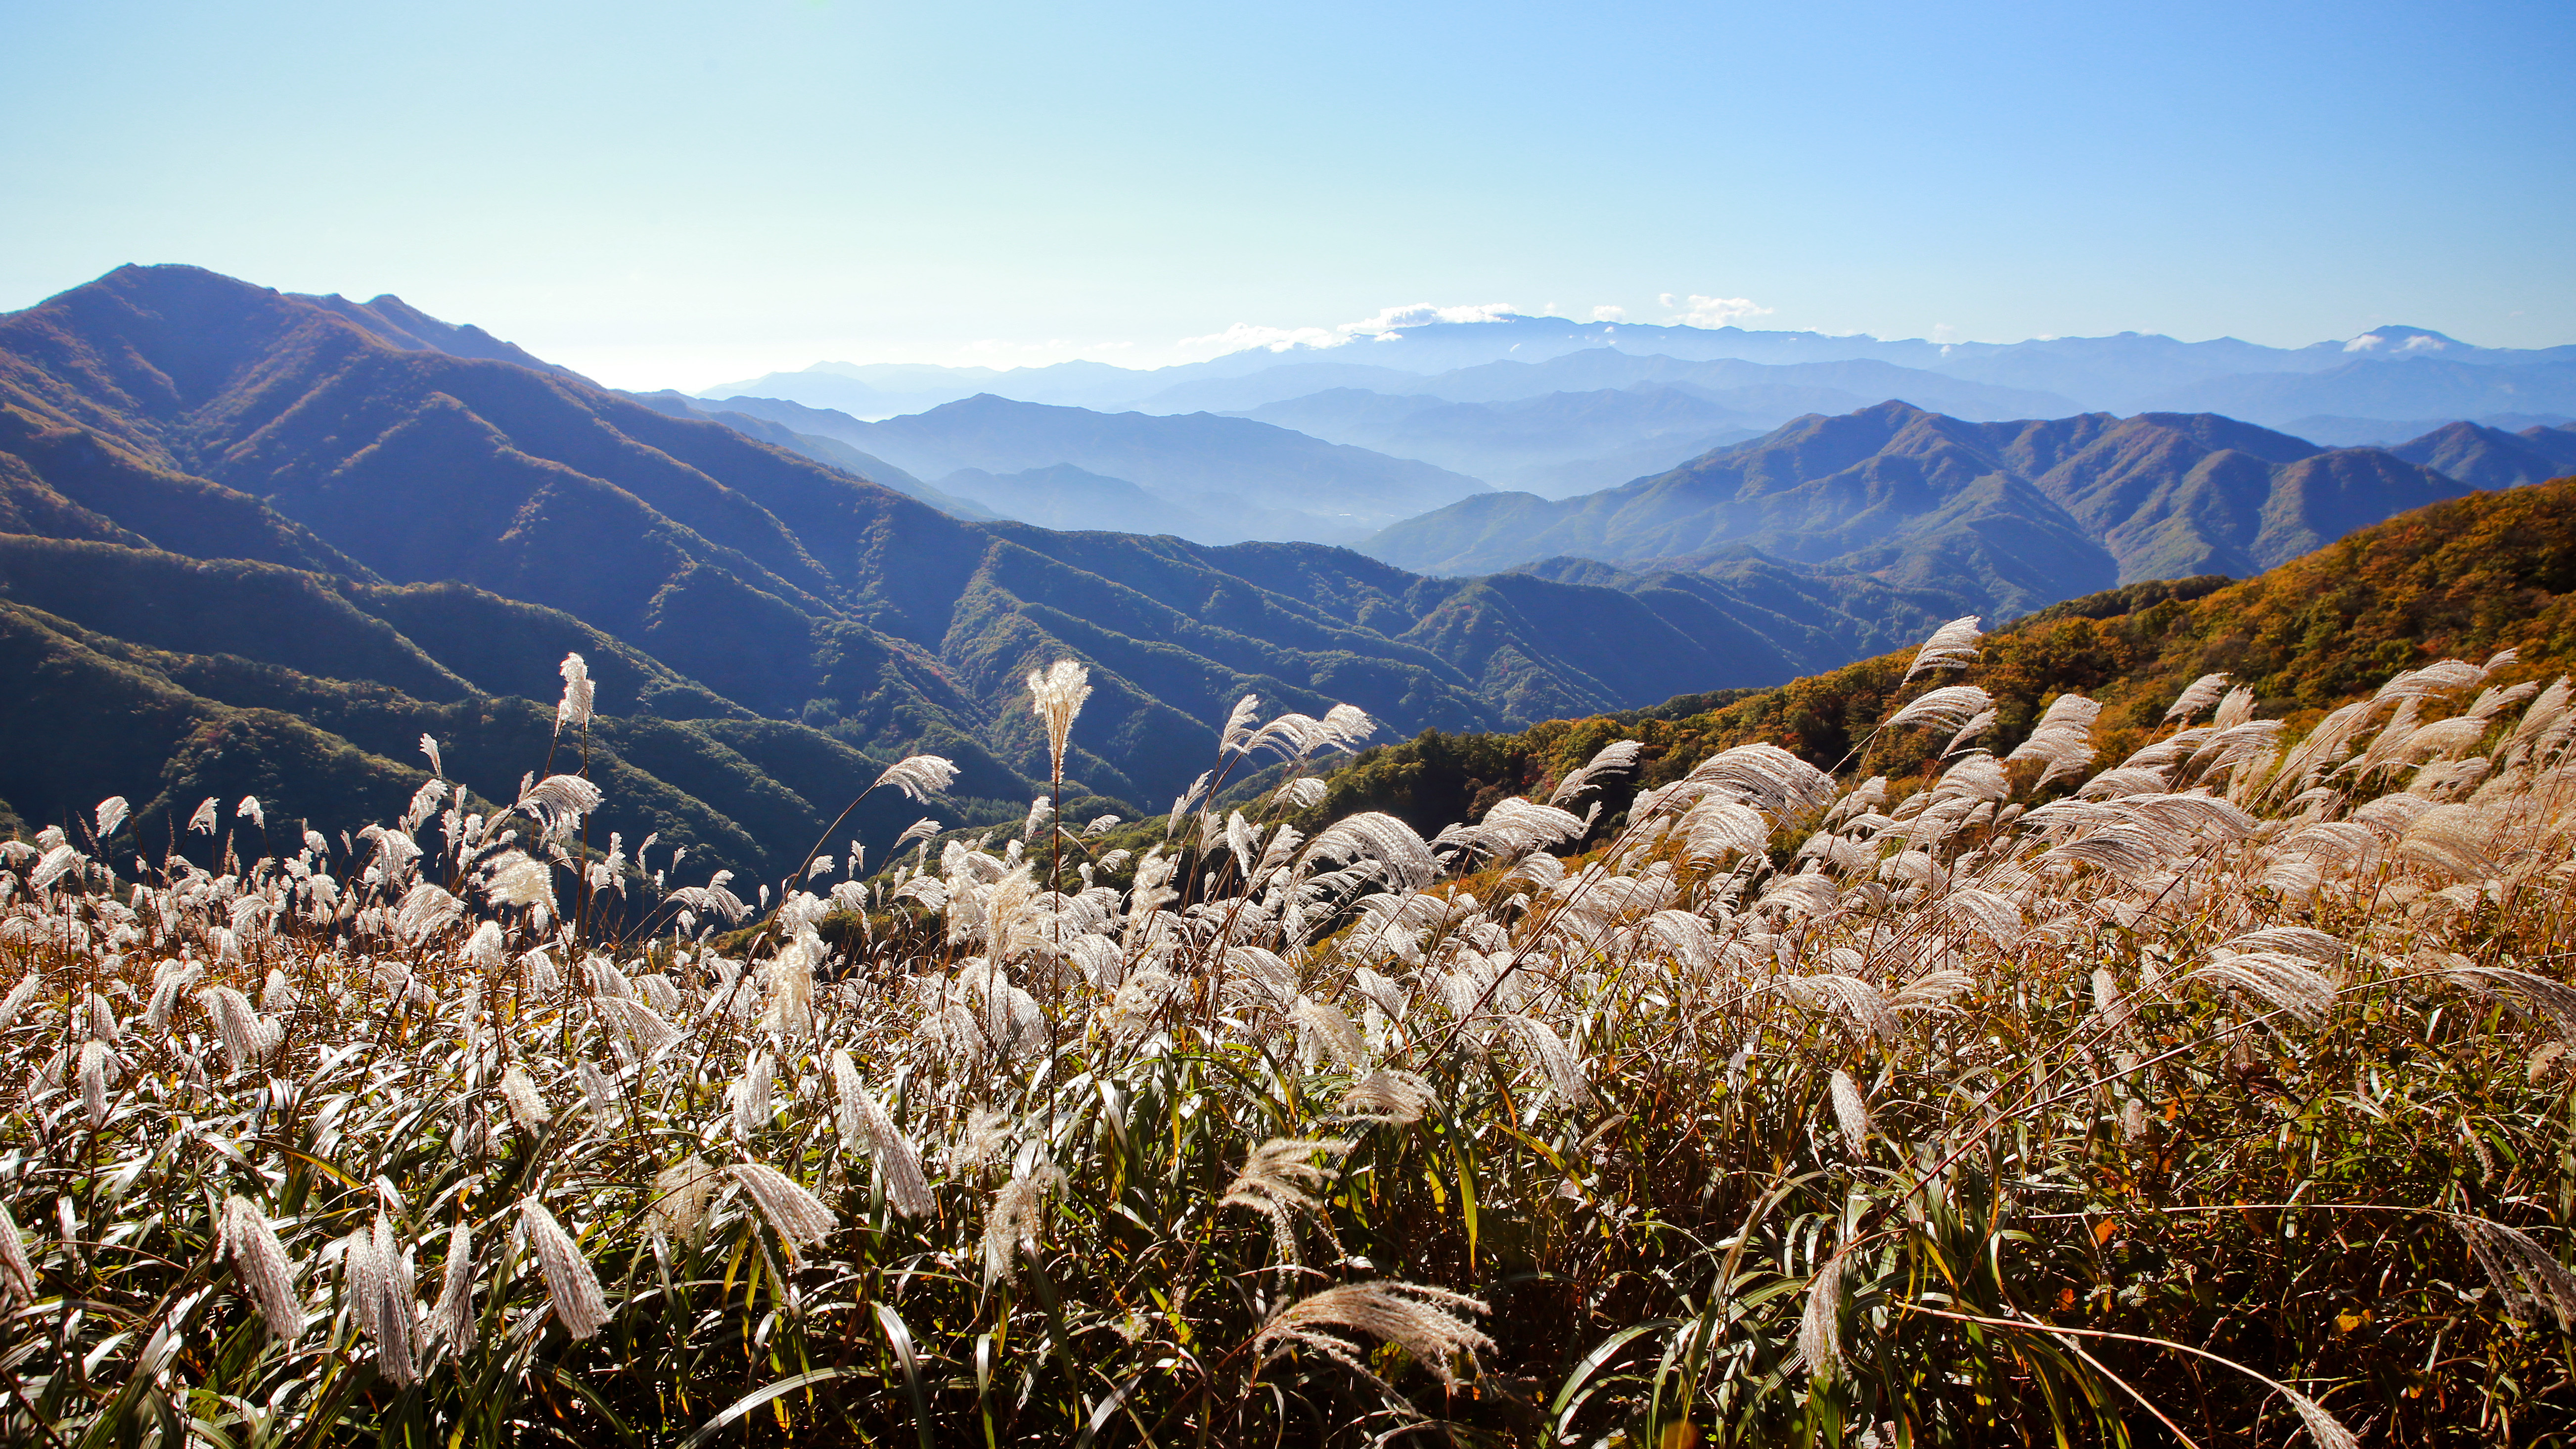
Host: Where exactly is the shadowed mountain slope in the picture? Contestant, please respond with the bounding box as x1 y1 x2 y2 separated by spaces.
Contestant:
1363 401 2473 616
0 265 1982 872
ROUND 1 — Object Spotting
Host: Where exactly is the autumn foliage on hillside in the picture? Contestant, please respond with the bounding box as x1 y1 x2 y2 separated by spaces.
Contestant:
1315 473 2576 840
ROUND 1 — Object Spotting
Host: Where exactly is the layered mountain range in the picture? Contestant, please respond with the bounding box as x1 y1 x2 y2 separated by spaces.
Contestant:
0 265 1973 878
1360 402 2576 614
691 315 2575 542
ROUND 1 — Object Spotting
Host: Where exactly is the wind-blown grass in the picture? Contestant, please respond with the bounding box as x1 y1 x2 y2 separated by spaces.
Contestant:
4 626 2575 1445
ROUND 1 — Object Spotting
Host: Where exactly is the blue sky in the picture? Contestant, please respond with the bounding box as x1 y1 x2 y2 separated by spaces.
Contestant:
3 0 2570 388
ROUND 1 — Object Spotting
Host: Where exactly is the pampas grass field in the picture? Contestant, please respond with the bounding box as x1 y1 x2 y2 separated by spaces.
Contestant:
6 621 2576 1447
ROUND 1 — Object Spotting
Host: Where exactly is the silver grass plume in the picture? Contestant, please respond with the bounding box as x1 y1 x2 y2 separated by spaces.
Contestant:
419 733 443 776
0 973 37 1033
2166 672 2231 722
343 1215 418 1386
1885 684 1993 734
2285 1389 2362 1449
1799 1247 1851 1377
188 796 221 834
197 986 278 1072
840 1065 935 1218
731 1051 773 1141
875 755 959 804
982 1162 1068 1287
1027 659 1093 782
1222 1137 1354 1264
554 652 594 736
1828 1069 1870 1155
730 1163 839 1267
517 1198 610 1340
1339 1069 1436 1126
2444 965 2576 1046
93 796 128 841
515 774 603 842
1220 693 1263 755
2188 952 2339 1026
219 1195 301 1340
1902 615 1983 680
649 1158 722 1246
1254 1281 1493 1389
2007 693 2100 787
1292 996 1368 1069
579 1059 617 1130
2454 1214 2576 1330
1688 743 1838 820
831 1048 866 1153
499 1063 550 1132
79 1039 109 1127
0 1202 35 1303
1548 738 1645 807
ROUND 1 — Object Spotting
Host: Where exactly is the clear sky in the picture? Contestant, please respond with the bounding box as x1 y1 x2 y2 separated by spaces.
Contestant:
3 0 2571 389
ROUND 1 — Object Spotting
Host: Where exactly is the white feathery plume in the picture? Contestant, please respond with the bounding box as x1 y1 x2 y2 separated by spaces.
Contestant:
1027 659 1093 782
188 796 221 834
649 1159 722 1246
515 775 602 841
730 1163 839 1267
93 797 128 842
0 973 39 1033
2454 1214 2576 1331
1220 693 1264 755
1799 1248 1850 1377
197 986 279 1072
1254 1281 1492 1388
1902 615 1983 680
2007 693 2101 787
1222 1137 1354 1264
730 1052 774 1141
419 733 443 776
344 1215 418 1386
579 1059 617 1130
1828 1069 1870 1155
1339 1069 1436 1126
426 1223 475 1348
2165 672 2231 722
219 1195 301 1340
981 1161 1068 1287
80 1039 109 1127
854 1088 936 1219
1548 738 1645 807
1292 996 1368 1069
0 1202 35 1303
554 652 594 736
2284 1389 2362 1449
518 1199 610 1340
499 1064 550 1132
873 755 959 803
1885 684 1993 735
236 796 264 830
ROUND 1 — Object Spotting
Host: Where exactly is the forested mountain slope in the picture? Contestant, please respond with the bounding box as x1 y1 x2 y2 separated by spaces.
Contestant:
0 265 1973 874
1314 469 2576 839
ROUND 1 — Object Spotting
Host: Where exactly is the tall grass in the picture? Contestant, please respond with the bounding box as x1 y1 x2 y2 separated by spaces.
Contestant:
5 626 2575 1446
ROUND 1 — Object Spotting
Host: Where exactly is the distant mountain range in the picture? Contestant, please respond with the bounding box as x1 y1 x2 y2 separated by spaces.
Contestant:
0 265 1995 878
1360 403 2576 617
690 315 2576 541
708 314 2576 432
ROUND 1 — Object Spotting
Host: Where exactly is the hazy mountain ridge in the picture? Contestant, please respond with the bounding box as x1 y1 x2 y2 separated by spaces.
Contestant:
1361 402 2487 619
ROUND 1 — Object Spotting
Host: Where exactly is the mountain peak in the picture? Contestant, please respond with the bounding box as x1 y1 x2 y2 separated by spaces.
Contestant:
2342 325 2469 356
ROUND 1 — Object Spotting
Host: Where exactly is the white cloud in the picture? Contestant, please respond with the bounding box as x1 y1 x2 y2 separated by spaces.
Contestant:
1176 301 1523 360
1174 321 1344 357
1592 305 1627 321
1340 301 1520 335
1662 294 1773 329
